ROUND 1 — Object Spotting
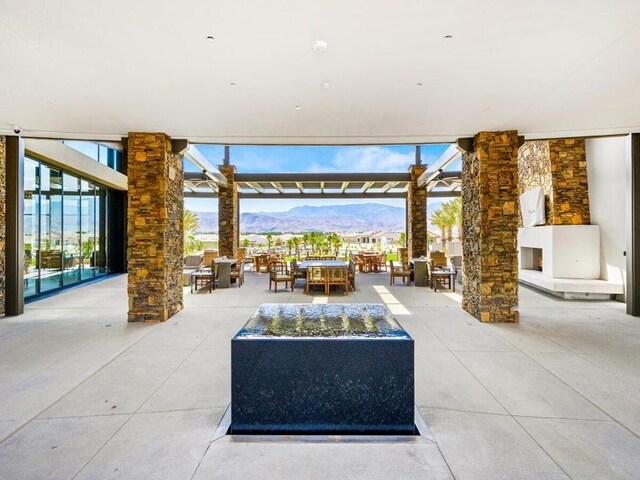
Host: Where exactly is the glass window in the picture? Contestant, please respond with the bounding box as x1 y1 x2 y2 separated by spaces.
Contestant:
24 158 40 296
40 165 63 293
80 181 96 281
61 140 124 174
98 145 109 166
62 173 81 286
24 159 112 300
95 186 108 275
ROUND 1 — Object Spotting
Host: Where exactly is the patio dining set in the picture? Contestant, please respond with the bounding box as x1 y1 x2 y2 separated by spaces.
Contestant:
183 250 247 293
183 248 461 294
268 256 355 295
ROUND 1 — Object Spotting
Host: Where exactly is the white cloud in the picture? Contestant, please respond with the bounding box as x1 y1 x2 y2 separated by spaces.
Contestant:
328 146 414 172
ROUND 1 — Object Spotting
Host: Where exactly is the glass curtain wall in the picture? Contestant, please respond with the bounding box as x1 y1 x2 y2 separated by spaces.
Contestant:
23 157 110 299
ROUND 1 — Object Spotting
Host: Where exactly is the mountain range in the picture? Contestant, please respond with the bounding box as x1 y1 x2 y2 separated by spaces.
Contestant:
193 202 443 233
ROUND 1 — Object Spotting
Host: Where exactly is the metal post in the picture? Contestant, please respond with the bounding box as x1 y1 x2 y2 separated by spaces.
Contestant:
224 146 230 166
415 145 422 165
627 133 640 316
5 136 24 315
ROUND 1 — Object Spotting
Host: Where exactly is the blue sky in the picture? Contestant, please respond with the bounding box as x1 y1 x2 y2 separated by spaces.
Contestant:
186 144 456 213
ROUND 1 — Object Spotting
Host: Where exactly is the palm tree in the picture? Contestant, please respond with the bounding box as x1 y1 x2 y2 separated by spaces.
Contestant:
430 209 448 242
398 232 406 247
308 232 319 253
328 233 342 256
183 209 202 254
302 233 310 253
266 233 273 249
286 238 294 255
291 237 301 257
441 198 462 241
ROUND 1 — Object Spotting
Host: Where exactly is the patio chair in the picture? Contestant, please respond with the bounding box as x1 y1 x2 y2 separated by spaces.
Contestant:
306 265 328 295
353 253 365 272
430 251 447 268
390 260 411 286
269 261 293 292
375 252 388 272
450 255 463 284
254 254 270 273
230 260 246 287
182 254 203 286
327 266 349 295
203 249 219 267
290 258 306 287
348 259 357 291
428 261 456 292
236 247 247 263
397 247 409 265
191 261 218 293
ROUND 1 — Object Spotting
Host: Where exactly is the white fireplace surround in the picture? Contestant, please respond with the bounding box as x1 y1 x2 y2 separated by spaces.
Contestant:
519 225 600 279
518 225 624 298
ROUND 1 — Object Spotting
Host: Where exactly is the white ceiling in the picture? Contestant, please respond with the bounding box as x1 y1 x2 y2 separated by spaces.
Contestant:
1 0 640 144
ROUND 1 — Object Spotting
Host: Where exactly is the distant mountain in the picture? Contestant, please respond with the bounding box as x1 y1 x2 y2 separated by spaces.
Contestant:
193 201 444 233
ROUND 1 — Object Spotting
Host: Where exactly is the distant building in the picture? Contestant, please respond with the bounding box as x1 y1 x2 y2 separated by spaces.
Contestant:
354 231 400 247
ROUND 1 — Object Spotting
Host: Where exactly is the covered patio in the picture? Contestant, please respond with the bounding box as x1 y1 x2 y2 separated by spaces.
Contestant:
1 273 639 479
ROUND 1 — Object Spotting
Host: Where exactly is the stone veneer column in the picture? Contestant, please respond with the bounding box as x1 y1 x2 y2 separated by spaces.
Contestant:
462 131 519 323
407 164 427 259
218 165 238 258
127 133 184 322
0 136 5 316
518 138 590 225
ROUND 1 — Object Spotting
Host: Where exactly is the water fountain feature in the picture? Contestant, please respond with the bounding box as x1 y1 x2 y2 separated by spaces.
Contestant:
230 303 414 434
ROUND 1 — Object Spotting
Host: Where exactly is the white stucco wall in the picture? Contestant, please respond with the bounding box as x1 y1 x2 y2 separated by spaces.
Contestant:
585 136 627 297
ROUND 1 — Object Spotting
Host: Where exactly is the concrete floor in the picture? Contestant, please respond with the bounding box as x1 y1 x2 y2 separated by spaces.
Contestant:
1 272 640 479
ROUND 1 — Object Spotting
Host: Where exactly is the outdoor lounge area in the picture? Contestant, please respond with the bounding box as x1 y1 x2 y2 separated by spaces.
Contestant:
1 273 640 479
2 1 640 479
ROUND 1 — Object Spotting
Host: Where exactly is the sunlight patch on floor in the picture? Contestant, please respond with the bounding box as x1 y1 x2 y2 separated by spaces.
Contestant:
442 291 462 303
372 285 410 315
312 296 329 304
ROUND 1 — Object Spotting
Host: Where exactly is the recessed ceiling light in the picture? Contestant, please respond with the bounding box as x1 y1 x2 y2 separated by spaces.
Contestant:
321 81 330 90
46 101 54 106
444 34 453 39
294 106 301 110
416 82 423 86
229 82 237 87
311 40 328 53
206 35 215 41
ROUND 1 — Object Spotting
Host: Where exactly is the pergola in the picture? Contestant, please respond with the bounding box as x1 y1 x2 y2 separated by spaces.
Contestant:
182 144 462 199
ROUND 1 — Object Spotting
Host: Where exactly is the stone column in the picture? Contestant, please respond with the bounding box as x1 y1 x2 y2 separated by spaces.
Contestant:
127 133 184 322
0 136 5 316
462 131 519 323
218 165 238 258
518 138 590 225
407 164 427 259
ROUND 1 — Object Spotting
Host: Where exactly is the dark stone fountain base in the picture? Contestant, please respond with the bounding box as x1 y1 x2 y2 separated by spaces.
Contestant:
230 304 414 435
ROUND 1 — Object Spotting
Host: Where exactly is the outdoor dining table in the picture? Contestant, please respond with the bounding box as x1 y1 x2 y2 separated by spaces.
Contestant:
362 253 382 272
298 260 348 271
215 258 237 288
